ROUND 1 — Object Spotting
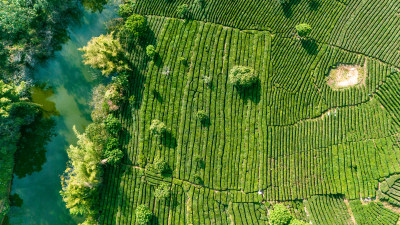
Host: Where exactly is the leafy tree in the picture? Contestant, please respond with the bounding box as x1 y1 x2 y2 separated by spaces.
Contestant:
152 157 170 174
194 156 205 169
146 45 156 58
118 0 136 18
0 0 36 39
106 137 119 151
150 119 167 136
176 4 189 19
194 173 203 185
154 183 171 199
122 14 147 39
104 115 121 136
268 204 293 225
103 148 124 165
229 66 258 88
136 204 153 225
79 33 129 76
295 23 312 38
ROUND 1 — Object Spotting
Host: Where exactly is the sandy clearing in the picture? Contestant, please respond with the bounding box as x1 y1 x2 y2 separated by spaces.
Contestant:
327 64 366 90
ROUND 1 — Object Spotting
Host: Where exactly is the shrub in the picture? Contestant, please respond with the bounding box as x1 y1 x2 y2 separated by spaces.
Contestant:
194 156 205 169
136 204 153 225
228 66 258 88
194 173 203 185
178 56 187 65
146 45 156 58
154 183 171 199
268 204 293 225
196 110 208 124
194 0 205 8
295 23 312 38
104 115 121 136
150 119 167 136
176 4 189 19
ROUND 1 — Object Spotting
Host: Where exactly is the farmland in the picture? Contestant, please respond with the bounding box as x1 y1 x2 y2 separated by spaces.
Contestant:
36 0 400 224
90 0 400 222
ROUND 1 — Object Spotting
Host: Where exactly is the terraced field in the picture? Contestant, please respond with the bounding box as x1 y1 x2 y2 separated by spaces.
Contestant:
98 0 400 224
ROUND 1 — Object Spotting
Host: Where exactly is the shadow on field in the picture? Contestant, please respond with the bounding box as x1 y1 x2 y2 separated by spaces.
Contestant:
237 79 261 104
301 39 319 55
281 0 301 18
308 0 320 10
161 130 177 148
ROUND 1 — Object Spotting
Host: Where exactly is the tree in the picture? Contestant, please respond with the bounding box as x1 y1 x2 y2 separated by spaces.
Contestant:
104 115 121 136
295 23 312 38
229 66 258 88
150 119 167 136
136 204 153 225
146 45 156 58
122 14 147 39
152 157 170 174
176 4 189 19
80 33 129 76
268 204 293 225
0 0 36 39
154 183 171 199
194 0 205 9
118 0 136 18
103 148 124 165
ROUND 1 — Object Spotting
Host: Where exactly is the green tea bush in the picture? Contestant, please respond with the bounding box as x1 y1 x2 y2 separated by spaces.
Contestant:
176 4 189 19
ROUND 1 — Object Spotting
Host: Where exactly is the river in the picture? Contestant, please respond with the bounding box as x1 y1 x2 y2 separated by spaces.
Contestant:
8 4 117 225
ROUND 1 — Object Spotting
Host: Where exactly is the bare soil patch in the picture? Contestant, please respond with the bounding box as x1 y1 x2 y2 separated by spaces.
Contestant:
327 64 366 90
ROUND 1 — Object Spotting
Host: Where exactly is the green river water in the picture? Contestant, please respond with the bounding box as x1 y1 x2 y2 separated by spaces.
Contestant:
8 4 117 225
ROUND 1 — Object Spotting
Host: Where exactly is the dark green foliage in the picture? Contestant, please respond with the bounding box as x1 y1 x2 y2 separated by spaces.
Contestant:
118 0 136 18
150 119 166 136
106 137 120 151
82 0 108 13
194 0 205 9
122 14 147 39
146 45 156 58
229 66 258 88
154 183 171 199
194 173 203 185
104 115 121 136
295 23 312 38
152 157 170 174
136 204 153 225
194 156 205 169
104 148 124 165
277 0 291 5
268 204 293 225
176 4 189 19
9 193 23 207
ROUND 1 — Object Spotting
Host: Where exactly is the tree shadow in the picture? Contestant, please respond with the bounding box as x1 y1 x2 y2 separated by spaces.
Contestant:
161 131 177 148
280 0 301 18
152 89 163 103
236 79 261 104
301 39 319 55
200 118 211 127
308 0 320 11
13 110 56 178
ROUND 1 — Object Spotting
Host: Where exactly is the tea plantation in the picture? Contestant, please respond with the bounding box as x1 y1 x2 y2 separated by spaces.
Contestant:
97 0 400 224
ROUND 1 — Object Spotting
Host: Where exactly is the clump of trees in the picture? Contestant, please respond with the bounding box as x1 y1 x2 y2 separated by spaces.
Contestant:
80 33 129 77
295 23 312 38
136 204 153 225
229 66 258 88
